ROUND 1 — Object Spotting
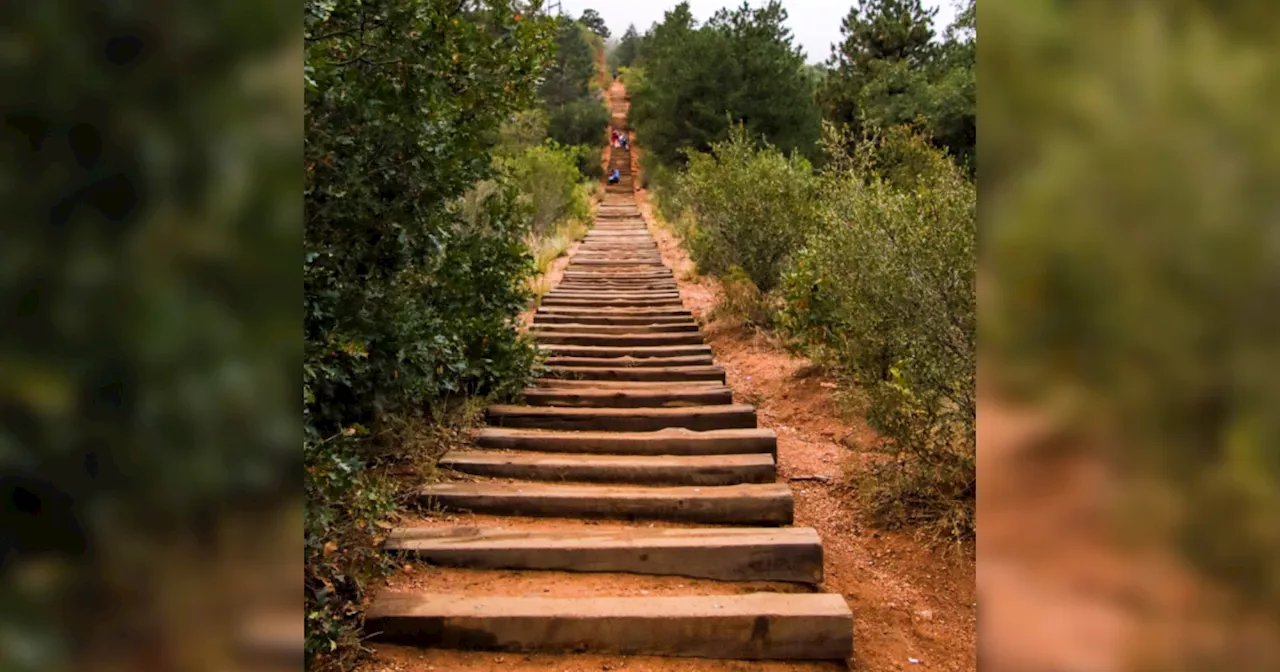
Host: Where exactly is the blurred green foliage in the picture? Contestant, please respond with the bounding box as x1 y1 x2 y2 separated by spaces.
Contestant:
579 9 609 40
0 0 299 669
304 0 553 666
628 2 822 167
982 0 1280 630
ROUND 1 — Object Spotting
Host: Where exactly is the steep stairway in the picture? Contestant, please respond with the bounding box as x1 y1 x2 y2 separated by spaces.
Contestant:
366 103 855 661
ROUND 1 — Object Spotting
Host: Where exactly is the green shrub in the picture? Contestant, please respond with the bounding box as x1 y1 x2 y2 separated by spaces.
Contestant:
714 266 775 328
628 2 821 168
305 1 553 665
676 125 820 292
547 98 610 148
780 126 976 540
570 143 605 182
498 109 550 156
501 141 591 235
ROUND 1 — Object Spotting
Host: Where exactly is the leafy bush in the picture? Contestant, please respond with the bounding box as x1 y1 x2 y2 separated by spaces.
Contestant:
498 109 550 156
547 98 610 152
628 2 821 168
779 126 976 540
304 0 552 665
674 125 820 292
501 141 592 236
542 16 597 108
607 24 645 75
714 266 775 328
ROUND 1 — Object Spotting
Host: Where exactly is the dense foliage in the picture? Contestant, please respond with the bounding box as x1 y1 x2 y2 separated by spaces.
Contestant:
542 16 611 177
627 2 822 167
674 126 820 293
656 122 975 538
633 2 978 540
304 1 554 665
579 8 610 39
607 24 645 76
820 0 975 173
780 127 975 538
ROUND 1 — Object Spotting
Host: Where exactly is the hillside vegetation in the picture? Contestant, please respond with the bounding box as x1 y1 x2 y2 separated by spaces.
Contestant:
304 2 610 667
626 0 977 541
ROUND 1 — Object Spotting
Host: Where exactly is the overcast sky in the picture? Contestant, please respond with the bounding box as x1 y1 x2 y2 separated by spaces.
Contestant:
558 0 961 64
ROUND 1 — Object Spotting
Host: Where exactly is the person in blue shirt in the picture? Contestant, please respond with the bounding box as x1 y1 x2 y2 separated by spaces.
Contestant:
607 168 621 185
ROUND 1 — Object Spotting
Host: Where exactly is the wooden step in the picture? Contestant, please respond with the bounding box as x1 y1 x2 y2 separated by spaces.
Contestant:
533 314 695 326
540 344 710 358
366 593 851 660
532 323 698 334
419 482 793 525
546 291 680 299
538 306 691 317
530 379 725 390
540 298 684 309
543 355 714 368
437 450 774 485
556 283 678 291
563 271 671 278
521 386 731 407
475 427 777 457
385 526 823 582
485 404 755 431
547 365 725 382
535 333 704 347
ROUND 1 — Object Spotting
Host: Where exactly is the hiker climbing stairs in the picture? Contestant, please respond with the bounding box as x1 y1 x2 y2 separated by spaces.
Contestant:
364 100 855 661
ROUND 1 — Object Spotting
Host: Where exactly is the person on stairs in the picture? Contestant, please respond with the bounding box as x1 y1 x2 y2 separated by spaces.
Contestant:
619 134 629 150
608 168 620 185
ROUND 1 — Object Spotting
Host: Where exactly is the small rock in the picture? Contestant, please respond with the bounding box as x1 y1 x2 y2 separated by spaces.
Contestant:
908 657 920 664
495 656 505 664
916 609 934 622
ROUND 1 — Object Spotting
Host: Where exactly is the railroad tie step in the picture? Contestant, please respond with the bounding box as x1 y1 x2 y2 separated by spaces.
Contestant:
546 365 726 383
384 525 823 582
539 344 711 358
520 386 732 407
484 403 755 431
531 323 699 334
437 450 775 486
533 314 695 326
534 332 705 347
366 593 852 660
474 427 777 457
542 355 716 368
418 481 793 525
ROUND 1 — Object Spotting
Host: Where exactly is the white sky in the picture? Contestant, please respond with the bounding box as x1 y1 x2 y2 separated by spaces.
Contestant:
558 0 961 64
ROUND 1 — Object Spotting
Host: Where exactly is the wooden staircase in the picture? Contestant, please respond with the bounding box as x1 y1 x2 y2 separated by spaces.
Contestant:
366 121 855 661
